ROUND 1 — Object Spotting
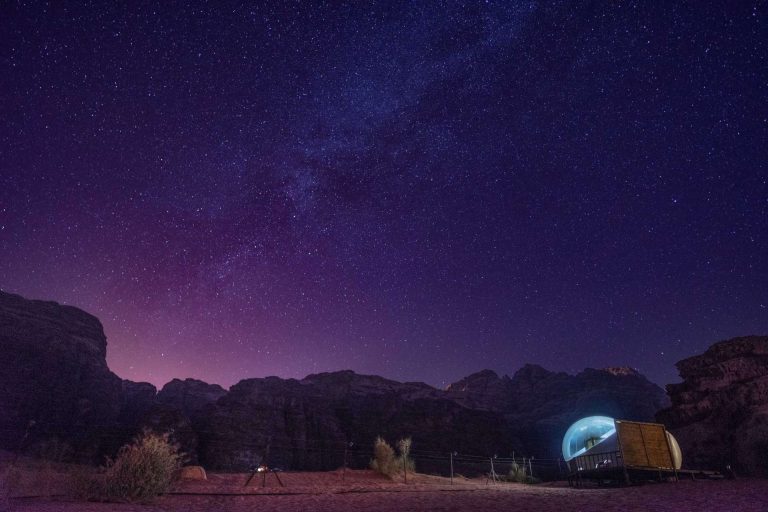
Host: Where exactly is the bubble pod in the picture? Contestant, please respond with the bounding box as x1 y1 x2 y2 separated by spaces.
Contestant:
562 415 682 470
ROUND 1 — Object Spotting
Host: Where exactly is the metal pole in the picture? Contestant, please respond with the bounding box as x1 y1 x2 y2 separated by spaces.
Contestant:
262 440 271 488
403 453 407 484
529 456 533 477
450 452 454 485
490 457 496 484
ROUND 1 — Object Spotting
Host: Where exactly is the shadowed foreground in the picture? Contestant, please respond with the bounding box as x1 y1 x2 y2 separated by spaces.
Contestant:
9 472 768 512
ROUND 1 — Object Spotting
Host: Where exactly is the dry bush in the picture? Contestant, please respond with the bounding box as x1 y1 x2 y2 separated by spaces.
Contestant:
370 436 416 477
396 437 415 473
508 461 527 482
370 437 397 476
75 431 182 503
507 461 539 484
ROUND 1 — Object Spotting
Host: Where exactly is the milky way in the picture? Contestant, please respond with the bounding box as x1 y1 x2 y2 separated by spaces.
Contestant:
1 2 766 388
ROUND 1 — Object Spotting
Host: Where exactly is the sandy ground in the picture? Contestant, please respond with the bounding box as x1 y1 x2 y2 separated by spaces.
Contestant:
5 469 768 512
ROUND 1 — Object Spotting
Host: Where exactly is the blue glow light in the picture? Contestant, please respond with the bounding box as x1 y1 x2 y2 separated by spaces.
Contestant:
561 416 616 461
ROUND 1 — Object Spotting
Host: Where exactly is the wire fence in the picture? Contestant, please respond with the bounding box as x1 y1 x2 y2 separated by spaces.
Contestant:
0 423 569 482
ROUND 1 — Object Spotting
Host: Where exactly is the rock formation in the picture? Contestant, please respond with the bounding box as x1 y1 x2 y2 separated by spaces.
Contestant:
0 291 223 463
657 335 768 475
446 364 670 458
119 380 158 426
0 289 677 471
197 371 515 471
0 290 123 460
157 378 227 423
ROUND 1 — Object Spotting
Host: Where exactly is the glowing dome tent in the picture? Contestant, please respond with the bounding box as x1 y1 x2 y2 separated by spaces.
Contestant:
561 416 617 462
562 416 682 474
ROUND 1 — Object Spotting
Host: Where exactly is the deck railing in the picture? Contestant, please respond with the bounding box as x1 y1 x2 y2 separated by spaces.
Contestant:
567 450 622 473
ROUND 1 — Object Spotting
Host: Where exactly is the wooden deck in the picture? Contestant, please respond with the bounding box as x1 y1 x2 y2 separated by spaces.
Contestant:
568 465 724 488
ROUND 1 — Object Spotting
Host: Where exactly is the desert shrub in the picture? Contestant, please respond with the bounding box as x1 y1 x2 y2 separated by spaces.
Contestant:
76 431 182 502
370 437 397 476
396 437 415 473
508 461 526 482
370 436 416 477
507 461 539 484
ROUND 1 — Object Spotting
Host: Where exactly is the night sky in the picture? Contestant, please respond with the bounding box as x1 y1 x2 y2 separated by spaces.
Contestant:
1 2 766 389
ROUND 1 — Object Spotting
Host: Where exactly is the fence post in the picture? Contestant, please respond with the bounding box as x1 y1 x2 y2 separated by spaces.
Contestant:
450 452 454 485
529 456 533 477
487 457 491 484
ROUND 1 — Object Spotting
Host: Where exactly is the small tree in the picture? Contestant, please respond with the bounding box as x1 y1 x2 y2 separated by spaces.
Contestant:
397 437 415 473
370 436 396 477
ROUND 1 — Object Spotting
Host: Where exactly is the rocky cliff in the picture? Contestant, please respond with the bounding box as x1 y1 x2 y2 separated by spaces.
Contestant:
197 371 515 470
0 291 123 460
0 289 676 470
0 291 228 463
657 336 768 475
195 363 670 468
157 378 227 422
446 364 670 458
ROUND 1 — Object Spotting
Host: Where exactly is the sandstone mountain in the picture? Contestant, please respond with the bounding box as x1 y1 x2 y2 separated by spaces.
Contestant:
157 378 227 422
657 335 768 475
0 290 515 468
446 364 670 458
197 371 513 470
0 289 679 471
0 291 123 460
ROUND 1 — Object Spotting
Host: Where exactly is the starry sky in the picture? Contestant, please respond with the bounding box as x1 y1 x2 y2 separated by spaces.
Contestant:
1 1 766 389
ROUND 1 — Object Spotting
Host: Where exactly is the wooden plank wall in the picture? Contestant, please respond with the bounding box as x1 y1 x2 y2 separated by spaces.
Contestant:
616 420 674 469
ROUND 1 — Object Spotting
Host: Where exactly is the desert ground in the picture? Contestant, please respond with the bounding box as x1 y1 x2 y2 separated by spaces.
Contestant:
4 468 768 512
